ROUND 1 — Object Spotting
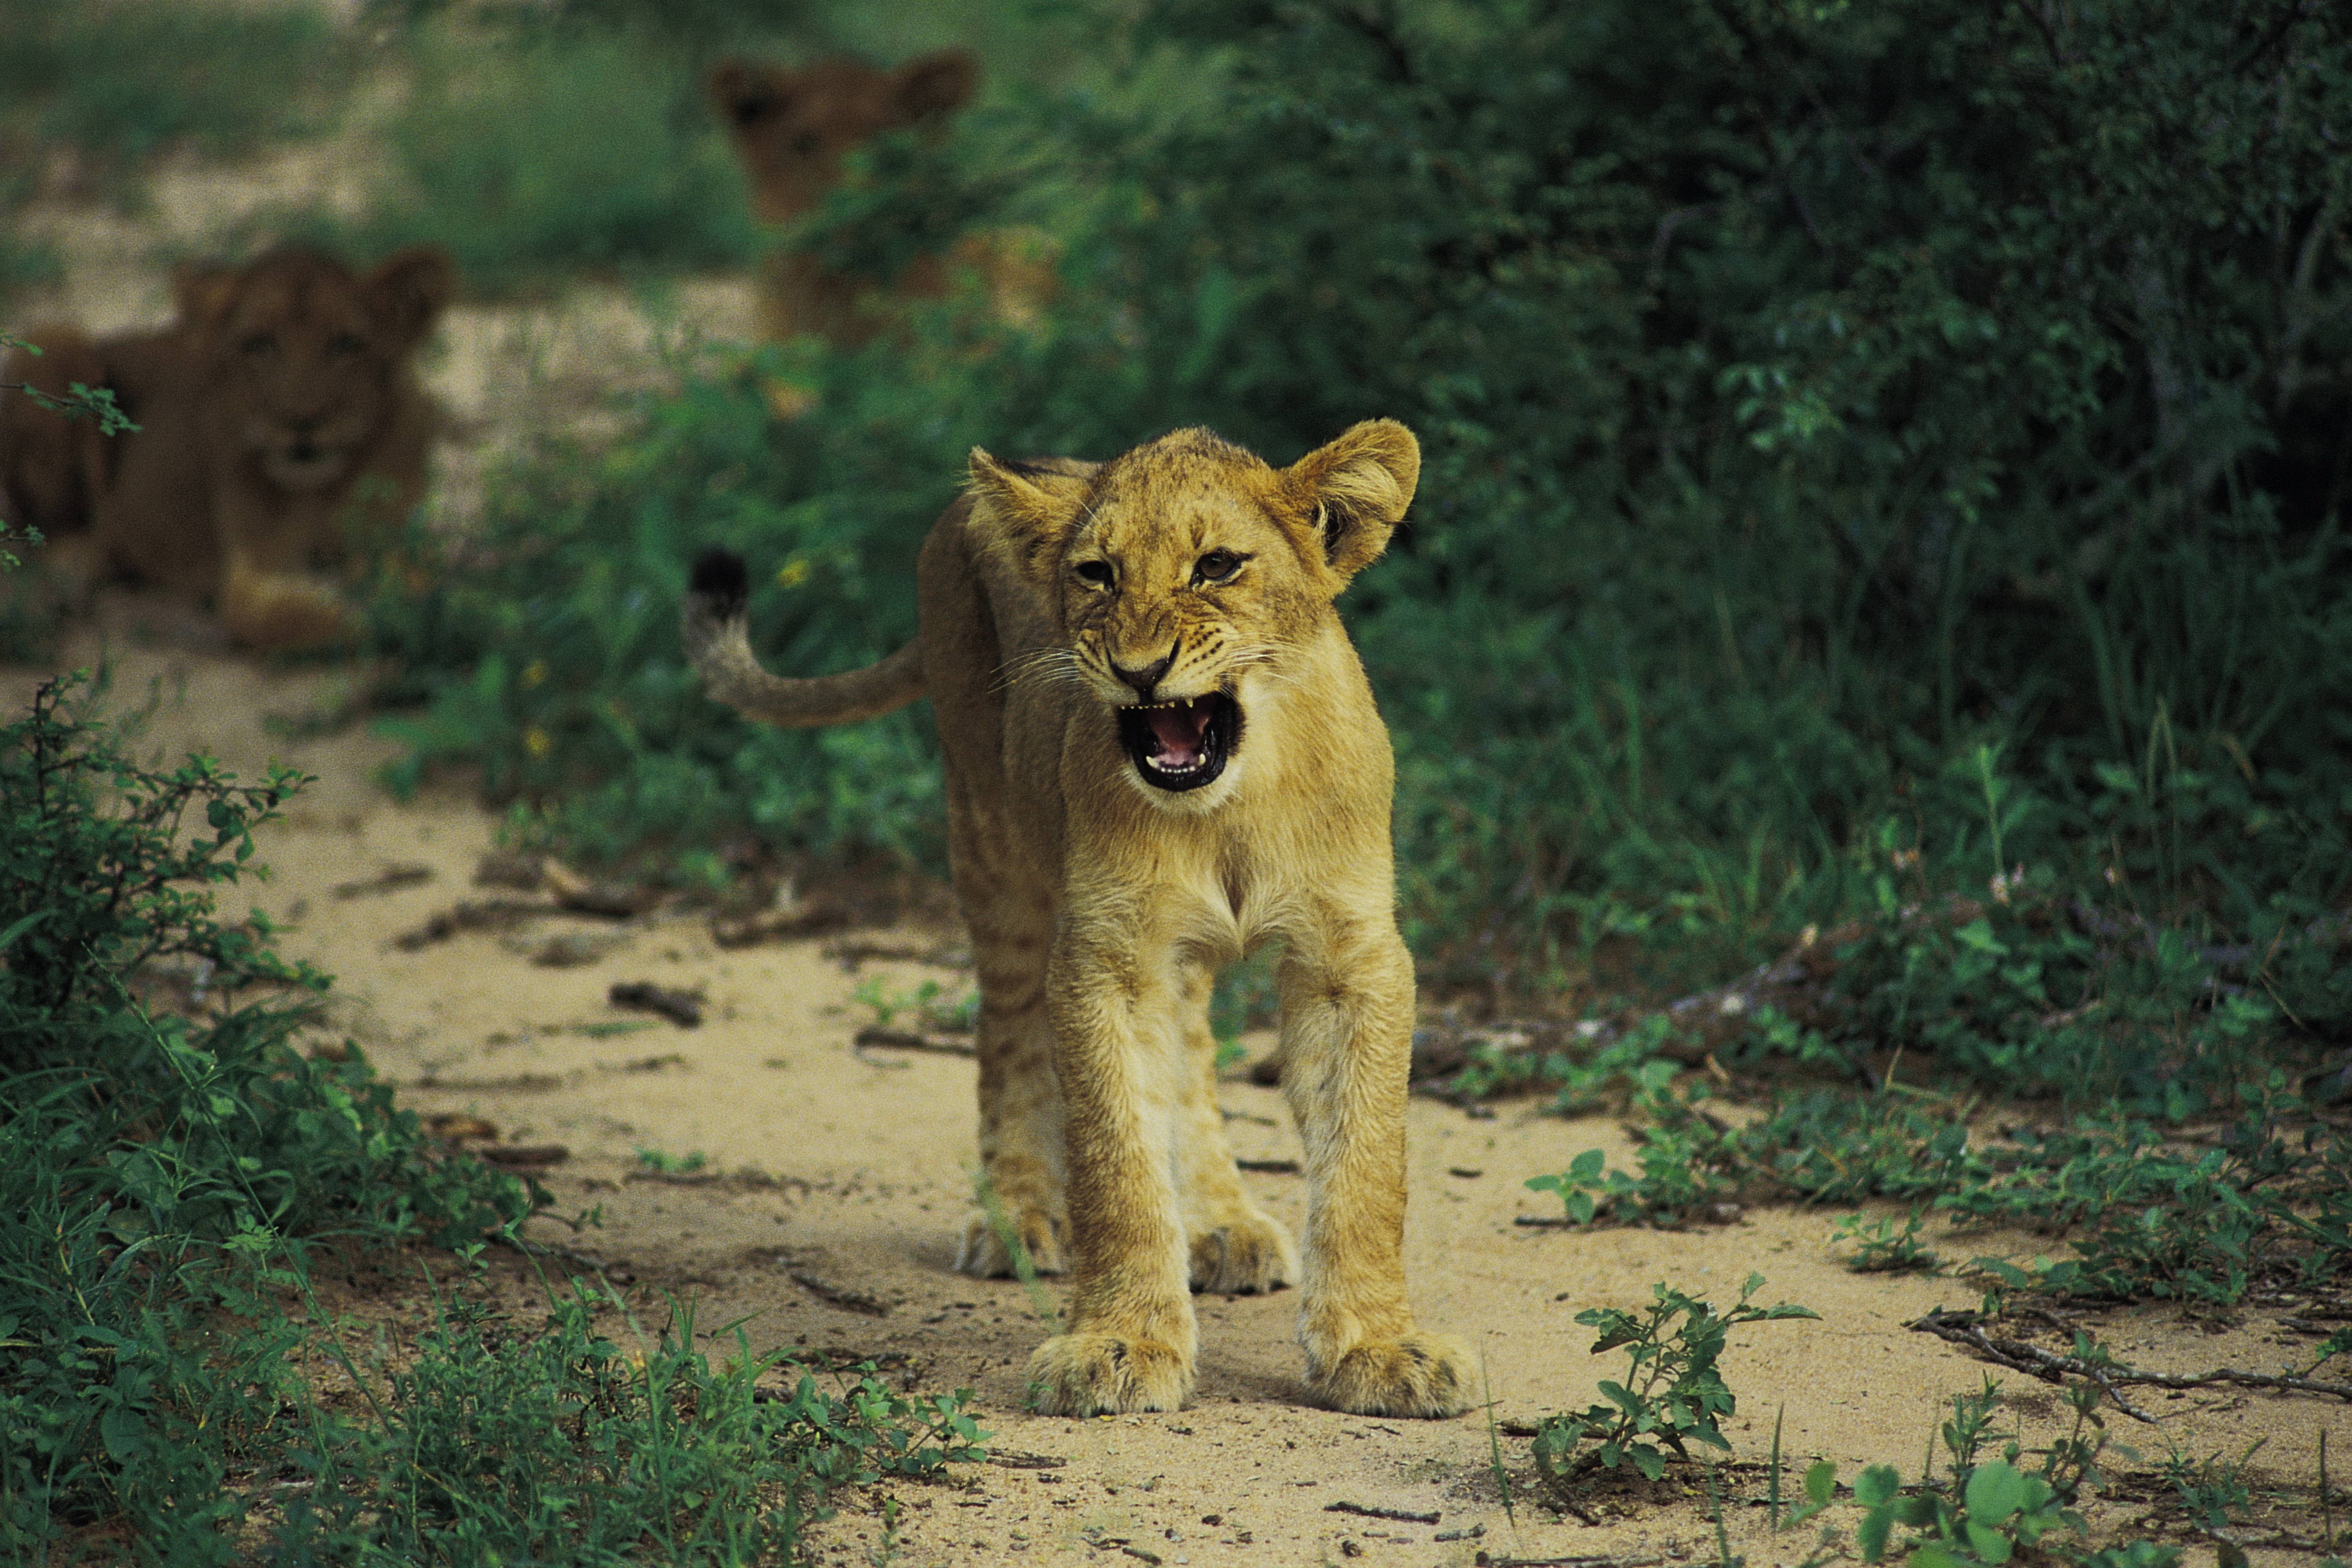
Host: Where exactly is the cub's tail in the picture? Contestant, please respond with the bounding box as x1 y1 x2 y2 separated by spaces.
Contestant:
681 548 925 727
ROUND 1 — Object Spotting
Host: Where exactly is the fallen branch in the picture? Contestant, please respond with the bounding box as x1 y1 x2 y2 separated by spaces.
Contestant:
987 1450 1069 1470
332 862 433 899
853 1026 976 1058
711 898 847 949
1476 1555 1660 1568
1326 1500 1440 1524
789 1268 891 1317
477 1142 570 1168
609 981 705 1028
1908 1309 2352 1417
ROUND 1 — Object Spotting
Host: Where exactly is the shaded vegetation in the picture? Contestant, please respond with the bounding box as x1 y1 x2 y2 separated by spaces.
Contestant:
377 0 2352 1007
0 673 986 1554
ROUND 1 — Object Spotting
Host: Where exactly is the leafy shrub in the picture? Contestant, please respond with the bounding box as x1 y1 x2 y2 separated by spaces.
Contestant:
366 346 949 877
308 20 761 294
0 0 348 175
274 1287 987 1561
0 674 530 1551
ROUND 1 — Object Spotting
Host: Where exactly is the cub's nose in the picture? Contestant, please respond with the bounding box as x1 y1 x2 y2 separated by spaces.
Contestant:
1110 650 1175 702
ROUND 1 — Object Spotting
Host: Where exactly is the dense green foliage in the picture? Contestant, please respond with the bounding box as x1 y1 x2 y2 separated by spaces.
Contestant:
0 675 527 1551
304 21 763 294
377 0 2352 1092
274 1290 986 1564
0 675 984 1555
0 0 346 175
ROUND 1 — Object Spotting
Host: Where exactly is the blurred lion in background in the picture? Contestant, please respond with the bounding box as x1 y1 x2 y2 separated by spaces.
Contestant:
708 49 1051 360
0 244 454 652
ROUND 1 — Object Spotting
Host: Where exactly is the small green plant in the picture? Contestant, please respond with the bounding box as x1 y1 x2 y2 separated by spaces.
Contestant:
970 1166 1059 1333
634 1146 708 1175
1531 1273 1817 1492
1773 1377 2154 1568
1525 1121 1737 1227
854 974 976 1032
1831 1209 1943 1274
2159 1438 2263 1533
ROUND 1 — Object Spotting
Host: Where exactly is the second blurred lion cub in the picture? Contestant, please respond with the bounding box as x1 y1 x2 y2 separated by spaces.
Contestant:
0 244 452 651
708 49 1050 353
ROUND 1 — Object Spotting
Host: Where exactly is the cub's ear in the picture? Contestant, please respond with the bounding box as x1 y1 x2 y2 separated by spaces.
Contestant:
1284 418 1420 584
709 57 792 132
967 447 1088 587
366 247 458 352
891 49 979 125
171 261 240 332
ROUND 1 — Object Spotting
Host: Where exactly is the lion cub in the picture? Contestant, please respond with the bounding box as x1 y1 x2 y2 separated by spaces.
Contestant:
684 422 1473 1418
708 49 1049 353
0 245 453 651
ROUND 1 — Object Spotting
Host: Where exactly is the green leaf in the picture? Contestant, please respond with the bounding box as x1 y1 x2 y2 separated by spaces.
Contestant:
1963 1520 2016 1564
1963 1460 2027 1523
0 908 51 950
1910 1546 1975 1568
1858 1504 1896 1562
99 1404 148 1460
1855 1465 1902 1507
1803 1459 1839 1506
1630 1443 1667 1481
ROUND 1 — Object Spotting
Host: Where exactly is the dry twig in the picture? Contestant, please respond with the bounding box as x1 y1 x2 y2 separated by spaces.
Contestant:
1908 1308 2352 1419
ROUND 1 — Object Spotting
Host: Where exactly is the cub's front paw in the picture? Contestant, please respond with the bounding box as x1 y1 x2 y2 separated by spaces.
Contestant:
1306 1331 1475 1419
1188 1208 1297 1296
1026 1333 1193 1415
956 1202 1066 1279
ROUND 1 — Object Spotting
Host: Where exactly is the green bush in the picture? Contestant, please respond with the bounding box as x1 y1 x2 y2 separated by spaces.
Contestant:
0 674 531 1553
0 0 348 175
274 1287 986 1562
312 22 761 294
374 0 2352 1097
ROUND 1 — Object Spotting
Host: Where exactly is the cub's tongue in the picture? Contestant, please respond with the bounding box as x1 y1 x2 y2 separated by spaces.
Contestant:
1146 700 1211 769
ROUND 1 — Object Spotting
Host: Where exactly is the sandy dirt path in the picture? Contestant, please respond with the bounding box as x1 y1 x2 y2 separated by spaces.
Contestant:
3 628 2340 1568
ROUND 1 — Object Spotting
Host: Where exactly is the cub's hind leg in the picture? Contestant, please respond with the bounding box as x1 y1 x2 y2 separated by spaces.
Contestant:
954 890 1069 1280
1175 960 1296 1296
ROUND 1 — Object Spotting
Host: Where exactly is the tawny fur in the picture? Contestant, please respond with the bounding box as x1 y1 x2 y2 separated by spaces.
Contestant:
682 422 1473 1419
0 245 452 652
707 51 1051 355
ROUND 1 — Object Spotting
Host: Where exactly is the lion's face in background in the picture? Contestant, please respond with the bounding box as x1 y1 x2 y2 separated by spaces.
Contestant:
706 50 979 228
178 245 454 492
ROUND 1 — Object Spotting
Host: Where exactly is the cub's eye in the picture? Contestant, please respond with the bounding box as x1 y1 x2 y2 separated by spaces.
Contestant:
1193 549 1244 585
240 333 277 357
1073 560 1114 589
791 132 823 156
326 332 365 357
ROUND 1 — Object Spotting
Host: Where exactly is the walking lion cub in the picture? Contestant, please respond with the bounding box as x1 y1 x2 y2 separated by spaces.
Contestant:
683 421 1472 1418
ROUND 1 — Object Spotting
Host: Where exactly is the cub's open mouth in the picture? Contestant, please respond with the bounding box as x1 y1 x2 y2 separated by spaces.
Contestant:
1116 691 1242 792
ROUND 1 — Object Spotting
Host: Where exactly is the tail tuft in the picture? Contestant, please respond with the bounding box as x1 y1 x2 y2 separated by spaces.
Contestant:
690 547 750 619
